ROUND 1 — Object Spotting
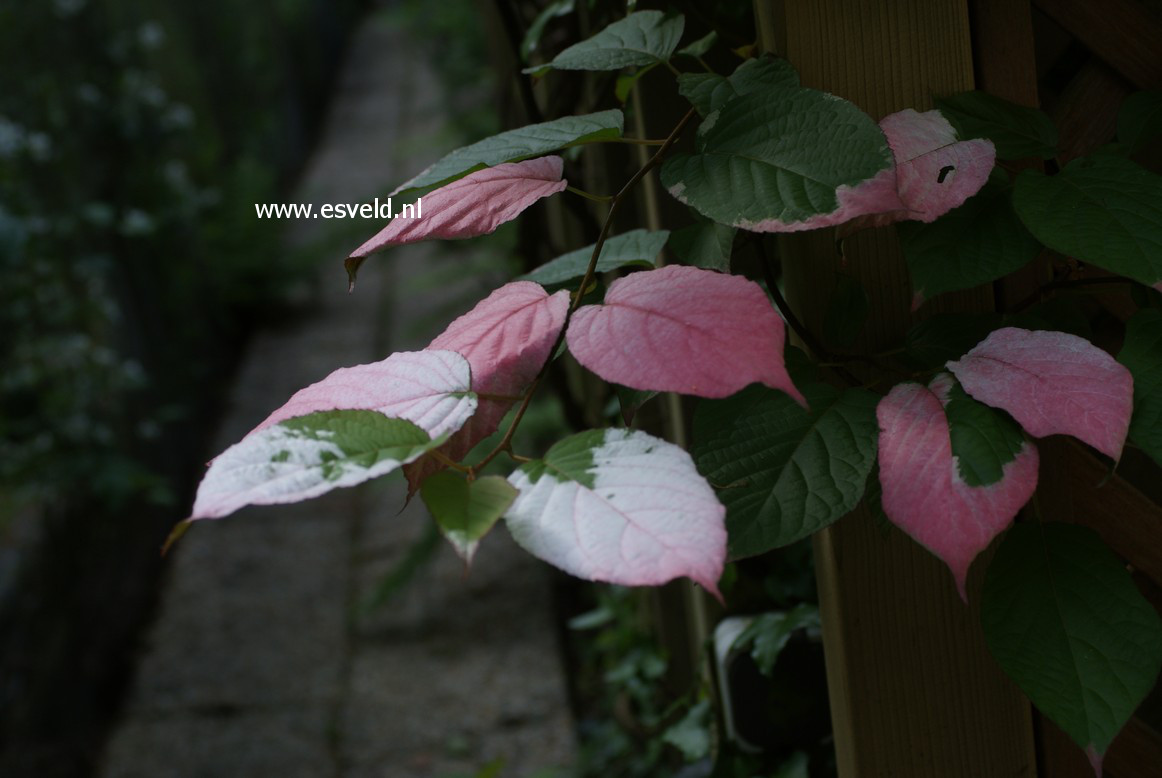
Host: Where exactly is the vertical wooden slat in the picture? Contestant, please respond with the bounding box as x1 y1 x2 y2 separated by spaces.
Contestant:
755 3 1038 775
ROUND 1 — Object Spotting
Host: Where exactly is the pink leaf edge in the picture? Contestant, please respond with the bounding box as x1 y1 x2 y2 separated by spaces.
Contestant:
565 265 805 404
947 327 1134 461
348 156 567 259
877 377 1039 600
404 281 571 492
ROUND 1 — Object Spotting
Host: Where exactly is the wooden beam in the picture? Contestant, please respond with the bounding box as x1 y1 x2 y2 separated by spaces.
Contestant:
755 2 1038 776
1033 0 1162 91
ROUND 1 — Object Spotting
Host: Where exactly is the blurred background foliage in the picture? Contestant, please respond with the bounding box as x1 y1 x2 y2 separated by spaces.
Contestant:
0 0 364 770
0 0 361 514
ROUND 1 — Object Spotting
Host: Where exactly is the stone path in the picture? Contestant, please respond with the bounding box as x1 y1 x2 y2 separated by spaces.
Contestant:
99 11 576 778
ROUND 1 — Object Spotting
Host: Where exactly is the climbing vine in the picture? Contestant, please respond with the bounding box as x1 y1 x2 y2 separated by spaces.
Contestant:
176 9 1162 774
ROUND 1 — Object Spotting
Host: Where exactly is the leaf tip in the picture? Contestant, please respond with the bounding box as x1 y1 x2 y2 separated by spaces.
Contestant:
343 255 365 292
161 518 193 556
1086 744 1104 778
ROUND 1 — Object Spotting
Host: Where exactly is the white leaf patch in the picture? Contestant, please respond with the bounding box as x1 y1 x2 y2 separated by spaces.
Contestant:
504 428 726 596
192 411 449 520
189 350 478 521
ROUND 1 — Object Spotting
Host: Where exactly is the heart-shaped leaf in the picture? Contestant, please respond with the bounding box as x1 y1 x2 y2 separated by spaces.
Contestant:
661 83 898 232
504 428 726 595
420 472 518 564
393 110 623 198
347 157 568 285
899 170 1041 307
1118 309 1162 467
191 411 451 521
692 383 879 558
935 91 1058 160
982 523 1162 772
519 228 667 286
677 56 799 117
1013 156 1162 291
524 10 683 74
877 379 1039 599
947 327 1134 460
405 282 570 491
565 265 804 403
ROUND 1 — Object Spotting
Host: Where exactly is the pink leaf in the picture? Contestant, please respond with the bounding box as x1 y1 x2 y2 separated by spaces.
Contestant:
252 349 476 439
565 265 804 403
881 109 996 223
877 379 1039 599
839 109 996 234
404 281 571 490
947 327 1134 460
505 428 727 597
345 156 568 284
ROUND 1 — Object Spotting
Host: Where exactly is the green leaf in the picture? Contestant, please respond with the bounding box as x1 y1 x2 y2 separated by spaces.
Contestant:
279 410 444 480
520 0 574 62
520 228 667 286
732 604 820 675
523 10 684 74
517 429 600 488
615 384 658 426
943 380 1025 487
981 523 1162 759
1118 91 1162 155
420 472 518 564
614 63 658 103
677 56 799 117
667 218 735 271
1118 308 1162 467
822 273 869 350
676 30 717 58
1013 156 1162 289
935 90 1058 160
693 383 879 558
661 83 893 230
898 171 1042 305
661 699 712 761
904 313 1003 368
393 110 624 198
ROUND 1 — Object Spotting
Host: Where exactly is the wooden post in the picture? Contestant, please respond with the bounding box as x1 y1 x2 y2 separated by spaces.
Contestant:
753 3 1038 775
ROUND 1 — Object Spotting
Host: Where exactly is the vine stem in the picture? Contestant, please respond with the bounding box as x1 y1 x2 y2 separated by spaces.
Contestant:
469 107 698 474
571 106 698 315
567 185 613 203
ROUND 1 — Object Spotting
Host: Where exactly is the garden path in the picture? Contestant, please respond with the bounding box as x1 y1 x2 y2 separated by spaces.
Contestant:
98 10 576 778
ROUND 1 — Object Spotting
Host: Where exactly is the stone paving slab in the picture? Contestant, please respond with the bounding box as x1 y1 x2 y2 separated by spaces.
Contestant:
99 10 576 778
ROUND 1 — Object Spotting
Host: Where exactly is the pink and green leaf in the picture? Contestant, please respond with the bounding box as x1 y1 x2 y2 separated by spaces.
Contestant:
189 350 477 520
504 428 726 596
947 327 1134 460
876 378 1039 599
